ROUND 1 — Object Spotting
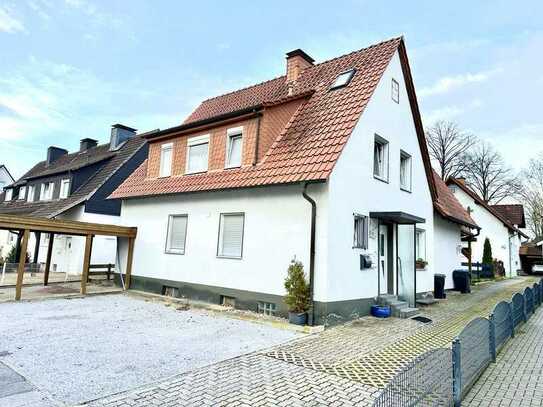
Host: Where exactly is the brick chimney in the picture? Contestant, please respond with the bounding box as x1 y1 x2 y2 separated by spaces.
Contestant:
80 138 98 152
285 49 314 83
46 146 68 166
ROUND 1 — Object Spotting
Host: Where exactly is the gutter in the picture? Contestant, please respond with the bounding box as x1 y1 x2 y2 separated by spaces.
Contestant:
302 182 317 326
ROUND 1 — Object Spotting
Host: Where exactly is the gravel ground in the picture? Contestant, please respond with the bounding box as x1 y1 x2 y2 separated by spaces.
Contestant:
0 294 300 406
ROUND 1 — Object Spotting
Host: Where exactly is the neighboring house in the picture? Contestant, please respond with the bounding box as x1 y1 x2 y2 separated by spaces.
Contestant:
0 125 148 273
111 37 478 324
447 178 528 277
0 165 15 259
432 171 479 289
520 237 543 273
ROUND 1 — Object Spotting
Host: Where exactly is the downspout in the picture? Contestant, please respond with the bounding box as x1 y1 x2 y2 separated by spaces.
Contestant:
508 232 514 278
302 182 316 326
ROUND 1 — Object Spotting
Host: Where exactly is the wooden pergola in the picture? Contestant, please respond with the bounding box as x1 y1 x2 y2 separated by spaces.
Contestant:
0 214 137 300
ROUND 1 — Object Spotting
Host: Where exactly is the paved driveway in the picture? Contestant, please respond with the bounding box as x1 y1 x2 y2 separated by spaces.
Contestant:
0 294 300 406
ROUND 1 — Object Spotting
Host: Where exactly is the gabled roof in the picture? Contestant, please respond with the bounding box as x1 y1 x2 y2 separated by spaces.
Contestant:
111 37 438 201
432 170 478 229
0 165 14 183
0 137 146 218
490 204 526 228
447 178 529 239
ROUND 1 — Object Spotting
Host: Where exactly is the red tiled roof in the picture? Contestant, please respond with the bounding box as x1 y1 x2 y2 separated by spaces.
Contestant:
490 204 526 228
447 178 529 239
432 170 478 229
112 37 437 202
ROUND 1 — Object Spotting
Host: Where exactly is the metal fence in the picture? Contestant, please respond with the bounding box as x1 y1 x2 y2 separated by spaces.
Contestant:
373 279 543 407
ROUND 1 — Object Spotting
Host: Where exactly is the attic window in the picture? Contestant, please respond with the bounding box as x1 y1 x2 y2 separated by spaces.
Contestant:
330 69 356 90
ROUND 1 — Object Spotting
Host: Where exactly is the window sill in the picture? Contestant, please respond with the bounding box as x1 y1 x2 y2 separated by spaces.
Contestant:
165 250 185 255
217 255 242 260
158 174 171 179
224 164 241 170
400 186 412 193
373 174 389 184
185 170 208 176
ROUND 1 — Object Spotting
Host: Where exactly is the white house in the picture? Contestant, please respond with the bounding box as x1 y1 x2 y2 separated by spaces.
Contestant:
447 179 528 277
0 165 15 259
0 126 148 274
112 38 478 325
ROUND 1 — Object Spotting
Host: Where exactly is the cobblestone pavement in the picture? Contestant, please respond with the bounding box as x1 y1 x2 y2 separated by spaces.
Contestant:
88 277 538 406
464 304 543 407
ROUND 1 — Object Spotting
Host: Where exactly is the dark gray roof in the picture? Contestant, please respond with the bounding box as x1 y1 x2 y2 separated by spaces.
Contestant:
0 137 146 218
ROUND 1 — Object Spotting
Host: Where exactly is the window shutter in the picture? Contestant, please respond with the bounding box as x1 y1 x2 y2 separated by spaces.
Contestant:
168 215 187 253
220 214 244 257
188 143 209 173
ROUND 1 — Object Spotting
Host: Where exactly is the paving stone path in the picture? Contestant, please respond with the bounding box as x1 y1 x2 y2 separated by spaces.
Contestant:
88 277 539 406
464 303 543 407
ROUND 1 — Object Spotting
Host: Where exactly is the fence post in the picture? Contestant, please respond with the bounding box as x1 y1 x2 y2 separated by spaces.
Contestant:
509 302 515 338
522 294 527 323
489 313 497 362
452 338 462 407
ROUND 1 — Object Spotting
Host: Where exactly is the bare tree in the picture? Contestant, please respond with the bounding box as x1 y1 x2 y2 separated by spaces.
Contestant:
519 154 543 238
425 120 476 180
463 142 521 204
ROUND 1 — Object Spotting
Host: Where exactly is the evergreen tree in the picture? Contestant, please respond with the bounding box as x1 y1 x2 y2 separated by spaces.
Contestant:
482 238 493 265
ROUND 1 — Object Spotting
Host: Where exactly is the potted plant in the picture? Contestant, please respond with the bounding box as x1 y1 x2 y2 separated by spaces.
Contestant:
284 259 310 325
416 258 428 270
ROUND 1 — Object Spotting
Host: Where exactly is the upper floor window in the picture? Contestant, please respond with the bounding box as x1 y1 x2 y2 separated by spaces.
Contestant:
400 151 412 192
40 182 54 201
217 213 244 258
353 214 368 249
18 186 26 200
59 179 70 199
27 185 35 202
159 143 173 177
416 229 426 264
4 188 12 201
373 135 389 181
226 127 243 168
392 78 399 103
186 134 209 174
165 214 188 254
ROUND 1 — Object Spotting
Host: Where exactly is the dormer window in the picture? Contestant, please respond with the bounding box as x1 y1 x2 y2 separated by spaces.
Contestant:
40 182 54 201
18 186 26 200
186 135 209 174
330 69 356 90
226 127 243 168
27 185 35 202
159 143 173 178
59 179 70 199
4 188 12 201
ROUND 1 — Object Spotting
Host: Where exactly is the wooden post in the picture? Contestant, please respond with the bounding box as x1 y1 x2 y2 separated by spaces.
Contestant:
15 231 22 262
15 229 30 301
44 233 54 286
33 231 41 264
80 234 93 295
124 237 135 290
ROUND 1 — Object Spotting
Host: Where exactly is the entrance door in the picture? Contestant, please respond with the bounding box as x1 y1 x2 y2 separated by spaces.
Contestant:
379 225 388 295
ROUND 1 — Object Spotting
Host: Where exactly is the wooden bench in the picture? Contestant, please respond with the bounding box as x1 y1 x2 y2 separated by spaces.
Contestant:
87 263 115 282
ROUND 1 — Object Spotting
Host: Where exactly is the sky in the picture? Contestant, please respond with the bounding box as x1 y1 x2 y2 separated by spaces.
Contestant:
0 0 542 178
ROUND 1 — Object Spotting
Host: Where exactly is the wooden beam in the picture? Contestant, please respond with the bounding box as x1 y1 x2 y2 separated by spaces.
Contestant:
0 214 137 238
44 233 54 286
14 231 22 263
468 240 473 276
124 237 135 290
15 229 30 301
33 231 41 263
80 234 94 295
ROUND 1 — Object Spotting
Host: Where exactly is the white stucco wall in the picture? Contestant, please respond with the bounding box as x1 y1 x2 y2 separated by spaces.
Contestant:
451 186 515 277
325 50 435 302
433 215 464 289
117 184 328 299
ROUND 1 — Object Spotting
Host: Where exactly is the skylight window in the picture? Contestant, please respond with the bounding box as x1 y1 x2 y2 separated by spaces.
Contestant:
330 69 356 90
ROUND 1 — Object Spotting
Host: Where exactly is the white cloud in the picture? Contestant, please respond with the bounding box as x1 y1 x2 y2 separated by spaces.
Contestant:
0 6 25 33
419 68 502 98
423 99 483 125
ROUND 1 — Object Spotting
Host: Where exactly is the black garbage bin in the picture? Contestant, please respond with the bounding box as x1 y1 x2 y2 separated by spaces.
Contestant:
453 269 471 293
434 274 446 299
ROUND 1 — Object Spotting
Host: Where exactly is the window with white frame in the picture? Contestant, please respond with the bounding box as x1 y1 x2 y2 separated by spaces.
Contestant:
330 69 356 90
27 185 35 202
40 182 54 201
400 151 412 191
258 301 276 316
217 213 244 258
226 127 243 168
186 135 209 174
373 135 389 181
353 214 368 249
165 214 188 254
4 188 12 201
18 186 26 200
159 143 173 177
392 78 399 103
59 179 70 199
416 229 426 262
